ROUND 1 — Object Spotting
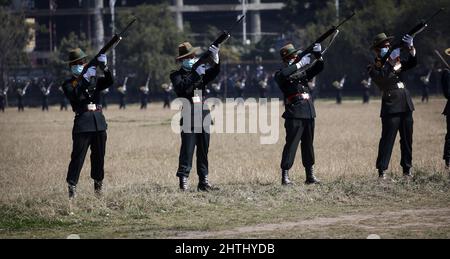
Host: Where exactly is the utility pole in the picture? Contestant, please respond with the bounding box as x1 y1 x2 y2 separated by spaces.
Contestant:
250 0 261 43
109 0 117 77
335 0 340 21
48 0 56 52
241 0 247 45
174 0 184 31
93 0 104 51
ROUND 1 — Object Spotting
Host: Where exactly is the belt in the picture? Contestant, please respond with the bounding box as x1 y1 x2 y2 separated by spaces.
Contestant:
76 104 102 115
287 93 310 104
386 82 406 91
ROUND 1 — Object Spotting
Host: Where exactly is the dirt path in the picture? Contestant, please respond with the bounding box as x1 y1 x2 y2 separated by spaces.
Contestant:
169 208 450 239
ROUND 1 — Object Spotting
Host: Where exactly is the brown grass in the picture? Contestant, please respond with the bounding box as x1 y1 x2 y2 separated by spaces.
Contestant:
0 97 448 238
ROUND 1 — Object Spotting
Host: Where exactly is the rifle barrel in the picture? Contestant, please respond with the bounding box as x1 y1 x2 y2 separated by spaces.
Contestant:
425 8 444 24
336 12 356 28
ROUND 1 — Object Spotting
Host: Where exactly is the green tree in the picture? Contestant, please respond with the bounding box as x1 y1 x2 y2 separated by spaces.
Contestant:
0 7 30 89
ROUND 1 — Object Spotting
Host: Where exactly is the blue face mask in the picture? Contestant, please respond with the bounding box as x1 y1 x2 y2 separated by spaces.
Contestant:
71 65 84 77
182 58 198 71
380 47 389 58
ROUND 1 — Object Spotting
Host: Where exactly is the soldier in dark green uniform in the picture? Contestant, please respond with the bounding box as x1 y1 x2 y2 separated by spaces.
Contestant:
170 42 221 191
275 43 323 185
441 48 450 171
62 48 113 199
368 33 417 180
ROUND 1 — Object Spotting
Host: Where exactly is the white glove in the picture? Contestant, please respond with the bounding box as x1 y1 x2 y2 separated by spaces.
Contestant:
313 43 322 53
83 66 97 82
296 54 311 69
209 45 220 64
390 48 401 60
195 64 206 76
97 54 107 65
402 34 414 48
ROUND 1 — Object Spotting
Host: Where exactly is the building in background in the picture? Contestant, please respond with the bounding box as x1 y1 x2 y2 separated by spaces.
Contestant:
10 0 286 67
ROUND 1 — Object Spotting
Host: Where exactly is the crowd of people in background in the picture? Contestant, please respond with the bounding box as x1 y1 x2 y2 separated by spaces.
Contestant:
0 64 445 113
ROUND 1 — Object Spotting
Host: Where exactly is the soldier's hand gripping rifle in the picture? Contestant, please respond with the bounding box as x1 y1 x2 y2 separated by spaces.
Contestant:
74 18 137 86
293 12 356 64
192 15 245 71
380 8 444 67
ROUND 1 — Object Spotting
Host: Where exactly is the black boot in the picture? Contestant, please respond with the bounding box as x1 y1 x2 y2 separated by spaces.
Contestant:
94 181 103 197
403 168 413 179
378 169 387 180
68 185 77 200
445 159 450 170
179 176 188 191
282 170 293 186
305 167 320 185
198 175 219 192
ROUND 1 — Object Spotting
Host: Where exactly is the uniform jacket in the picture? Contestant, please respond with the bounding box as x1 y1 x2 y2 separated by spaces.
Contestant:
369 53 417 117
62 70 113 133
275 60 324 119
170 63 220 130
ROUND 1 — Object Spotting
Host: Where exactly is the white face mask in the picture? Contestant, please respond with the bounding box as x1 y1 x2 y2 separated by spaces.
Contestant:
71 65 84 77
288 58 297 66
182 58 199 71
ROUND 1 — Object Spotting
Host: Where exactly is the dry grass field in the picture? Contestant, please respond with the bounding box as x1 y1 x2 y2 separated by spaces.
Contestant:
0 97 449 239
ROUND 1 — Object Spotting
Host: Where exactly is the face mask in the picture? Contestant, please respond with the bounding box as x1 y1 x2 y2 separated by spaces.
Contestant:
182 58 198 71
71 65 84 77
380 47 389 58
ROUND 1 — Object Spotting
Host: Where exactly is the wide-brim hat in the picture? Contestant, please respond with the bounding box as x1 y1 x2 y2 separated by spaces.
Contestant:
176 42 200 61
67 48 88 64
445 48 450 56
280 44 298 60
371 33 395 49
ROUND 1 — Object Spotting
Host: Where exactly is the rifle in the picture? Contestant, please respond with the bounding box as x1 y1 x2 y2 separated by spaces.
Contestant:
46 82 54 95
145 74 150 89
434 49 450 69
118 77 128 94
294 12 356 63
192 15 245 70
141 74 150 94
22 81 30 96
381 8 444 66
75 18 137 85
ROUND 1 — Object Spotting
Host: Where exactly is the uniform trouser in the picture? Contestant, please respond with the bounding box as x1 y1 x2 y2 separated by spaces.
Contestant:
141 96 148 109
376 112 413 172
119 96 126 109
363 92 370 103
42 97 48 111
443 115 450 162
163 99 171 108
422 88 429 103
336 91 342 104
281 118 315 171
66 131 107 186
18 98 24 111
176 130 210 179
